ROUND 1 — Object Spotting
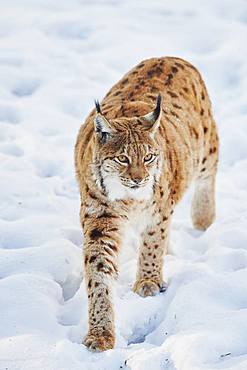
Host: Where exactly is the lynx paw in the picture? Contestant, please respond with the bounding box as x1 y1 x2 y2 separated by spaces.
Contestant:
83 330 115 352
192 214 215 231
133 279 167 297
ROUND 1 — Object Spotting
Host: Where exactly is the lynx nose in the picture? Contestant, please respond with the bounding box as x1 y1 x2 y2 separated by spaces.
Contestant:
132 178 143 184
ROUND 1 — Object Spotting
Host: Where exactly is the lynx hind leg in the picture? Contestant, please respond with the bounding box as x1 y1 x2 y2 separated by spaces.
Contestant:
191 174 216 231
192 147 218 230
191 115 218 231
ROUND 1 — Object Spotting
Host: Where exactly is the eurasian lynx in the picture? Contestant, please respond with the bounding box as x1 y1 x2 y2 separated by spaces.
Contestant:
75 57 218 351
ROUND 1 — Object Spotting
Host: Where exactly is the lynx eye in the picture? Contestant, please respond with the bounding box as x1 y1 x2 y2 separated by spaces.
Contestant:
144 153 155 163
115 155 129 164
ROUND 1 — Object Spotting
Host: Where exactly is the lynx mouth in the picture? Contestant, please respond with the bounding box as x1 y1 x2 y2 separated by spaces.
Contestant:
126 183 146 189
119 176 150 190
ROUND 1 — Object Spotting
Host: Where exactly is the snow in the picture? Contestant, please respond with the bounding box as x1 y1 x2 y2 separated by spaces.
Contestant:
0 0 247 369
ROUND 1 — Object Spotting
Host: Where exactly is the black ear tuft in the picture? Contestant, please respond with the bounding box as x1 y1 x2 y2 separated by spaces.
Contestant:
153 94 162 121
95 99 102 114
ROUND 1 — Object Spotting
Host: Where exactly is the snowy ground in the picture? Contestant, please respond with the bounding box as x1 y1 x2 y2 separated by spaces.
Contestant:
1 0 247 369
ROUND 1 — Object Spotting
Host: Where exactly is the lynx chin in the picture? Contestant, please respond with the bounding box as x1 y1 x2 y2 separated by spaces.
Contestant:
74 56 219 352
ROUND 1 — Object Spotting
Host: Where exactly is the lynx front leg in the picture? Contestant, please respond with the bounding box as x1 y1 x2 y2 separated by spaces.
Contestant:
82 213 120 352
133 214 171 297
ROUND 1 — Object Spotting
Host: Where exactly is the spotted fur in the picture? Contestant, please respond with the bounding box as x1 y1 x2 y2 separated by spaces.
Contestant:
74 56 219 351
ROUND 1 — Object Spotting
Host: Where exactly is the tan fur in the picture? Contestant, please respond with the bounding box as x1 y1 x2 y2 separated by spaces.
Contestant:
74 57 219 351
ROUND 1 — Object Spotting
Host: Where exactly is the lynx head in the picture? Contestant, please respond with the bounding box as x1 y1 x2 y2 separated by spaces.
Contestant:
93 95 163 201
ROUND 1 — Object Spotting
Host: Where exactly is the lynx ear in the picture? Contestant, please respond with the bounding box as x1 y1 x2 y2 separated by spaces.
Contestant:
94 100 113 143
142 94 162 133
